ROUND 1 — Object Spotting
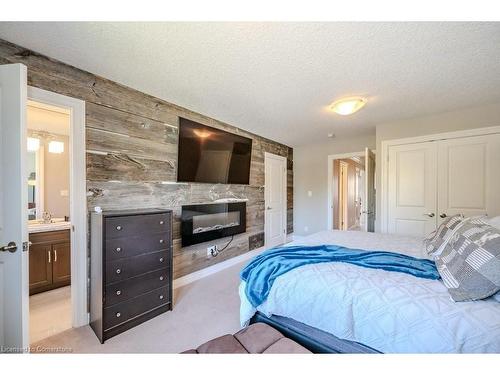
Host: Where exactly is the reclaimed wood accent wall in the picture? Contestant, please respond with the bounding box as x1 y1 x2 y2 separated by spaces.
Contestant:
0 39 293 278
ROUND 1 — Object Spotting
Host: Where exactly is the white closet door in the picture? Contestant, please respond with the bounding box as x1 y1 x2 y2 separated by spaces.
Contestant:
388 142 438 236
437 134 500 223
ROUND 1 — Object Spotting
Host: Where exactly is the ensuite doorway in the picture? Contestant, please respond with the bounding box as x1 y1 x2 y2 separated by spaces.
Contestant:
328 148 376 232
27 99 73 343
26 87 87 344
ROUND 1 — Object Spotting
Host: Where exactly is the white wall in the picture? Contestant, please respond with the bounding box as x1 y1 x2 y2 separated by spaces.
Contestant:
375 102 500 231
293 134 376 236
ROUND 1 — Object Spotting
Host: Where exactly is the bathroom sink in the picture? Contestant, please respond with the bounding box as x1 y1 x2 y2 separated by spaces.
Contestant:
28 218 71 233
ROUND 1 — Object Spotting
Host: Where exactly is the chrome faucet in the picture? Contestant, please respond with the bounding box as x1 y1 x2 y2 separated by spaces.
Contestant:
42 211 53 224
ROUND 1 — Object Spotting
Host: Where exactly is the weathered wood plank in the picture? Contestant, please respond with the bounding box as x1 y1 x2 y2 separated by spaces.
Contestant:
86 152 176 182
172 231 260 278
86 102 178 143
86 128 177 162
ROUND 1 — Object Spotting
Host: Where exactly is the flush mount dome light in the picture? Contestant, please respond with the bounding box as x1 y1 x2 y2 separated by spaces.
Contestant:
330 97 367 115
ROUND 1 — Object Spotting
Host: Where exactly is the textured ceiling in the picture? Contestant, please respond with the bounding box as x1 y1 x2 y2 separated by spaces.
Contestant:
1 22 500 146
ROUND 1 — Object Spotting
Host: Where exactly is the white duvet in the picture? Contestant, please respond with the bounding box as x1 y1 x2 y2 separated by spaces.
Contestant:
239 230 500 353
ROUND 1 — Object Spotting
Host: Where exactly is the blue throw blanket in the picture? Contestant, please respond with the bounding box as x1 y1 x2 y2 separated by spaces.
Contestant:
240 245 440 308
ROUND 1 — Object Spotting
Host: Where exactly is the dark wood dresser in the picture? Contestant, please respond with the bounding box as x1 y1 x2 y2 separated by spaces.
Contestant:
90 208 173 343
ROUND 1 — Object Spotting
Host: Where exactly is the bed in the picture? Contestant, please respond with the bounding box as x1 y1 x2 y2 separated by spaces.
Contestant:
239 230 500 353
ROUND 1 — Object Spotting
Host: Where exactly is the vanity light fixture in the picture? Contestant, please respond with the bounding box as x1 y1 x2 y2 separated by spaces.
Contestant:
48 140 64 154
330 97 367 115
27 137 40 152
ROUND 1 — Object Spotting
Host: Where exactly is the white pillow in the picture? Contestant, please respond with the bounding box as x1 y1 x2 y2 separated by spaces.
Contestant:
487 215 500 230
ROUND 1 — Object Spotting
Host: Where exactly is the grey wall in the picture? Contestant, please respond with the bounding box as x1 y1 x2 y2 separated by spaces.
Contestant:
374 102 500 231
294 134 376 236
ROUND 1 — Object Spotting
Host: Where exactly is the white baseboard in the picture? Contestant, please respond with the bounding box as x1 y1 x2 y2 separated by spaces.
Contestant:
173 245 267 289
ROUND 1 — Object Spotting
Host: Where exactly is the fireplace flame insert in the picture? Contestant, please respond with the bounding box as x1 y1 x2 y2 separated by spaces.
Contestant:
181 202 246 247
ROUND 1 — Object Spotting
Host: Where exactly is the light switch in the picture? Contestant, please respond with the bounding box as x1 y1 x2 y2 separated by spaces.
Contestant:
307 190 312 197
60 190 69 197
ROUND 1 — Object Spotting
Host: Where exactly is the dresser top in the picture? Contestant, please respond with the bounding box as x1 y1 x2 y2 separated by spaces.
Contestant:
92 208 172 217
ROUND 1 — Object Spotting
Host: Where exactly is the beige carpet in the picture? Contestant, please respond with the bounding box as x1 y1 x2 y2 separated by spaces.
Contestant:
33 260 246 353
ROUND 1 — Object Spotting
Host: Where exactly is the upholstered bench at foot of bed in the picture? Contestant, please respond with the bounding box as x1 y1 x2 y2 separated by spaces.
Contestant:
182 323 311 354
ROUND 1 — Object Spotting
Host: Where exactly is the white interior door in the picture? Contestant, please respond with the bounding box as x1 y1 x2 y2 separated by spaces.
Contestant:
437 134 500 222
265 152 287 247
363 148 376 232
0 63 29 351
387 142 438 236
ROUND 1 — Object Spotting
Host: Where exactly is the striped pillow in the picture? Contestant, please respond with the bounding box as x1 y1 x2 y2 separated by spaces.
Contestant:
423 214 464 259
435 217 500 302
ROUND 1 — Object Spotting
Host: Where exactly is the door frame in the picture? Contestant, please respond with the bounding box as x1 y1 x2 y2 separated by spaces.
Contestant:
27 86 88 328
264 152 287 246
338 161 348 230
380 125 500 233
327 151 365 230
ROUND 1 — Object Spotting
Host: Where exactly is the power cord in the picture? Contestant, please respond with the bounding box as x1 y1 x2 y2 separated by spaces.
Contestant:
211 235 234 257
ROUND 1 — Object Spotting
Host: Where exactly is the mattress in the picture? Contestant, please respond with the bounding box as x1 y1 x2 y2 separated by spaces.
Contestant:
239 230 500 353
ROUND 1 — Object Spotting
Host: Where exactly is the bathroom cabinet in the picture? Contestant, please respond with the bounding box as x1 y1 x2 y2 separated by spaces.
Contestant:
29 229 71 295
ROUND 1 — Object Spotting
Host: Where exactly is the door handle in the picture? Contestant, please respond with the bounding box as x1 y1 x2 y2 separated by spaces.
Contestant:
424 213 435 218
440 213 447 219
54 249 57 262
266 207 272 210
0 241 17 253
48 250 51 263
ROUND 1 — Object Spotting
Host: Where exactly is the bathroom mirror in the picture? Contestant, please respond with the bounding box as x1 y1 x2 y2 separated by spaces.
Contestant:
27 145 44 220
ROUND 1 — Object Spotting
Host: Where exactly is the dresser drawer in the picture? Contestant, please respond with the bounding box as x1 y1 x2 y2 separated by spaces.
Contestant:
105 232 171 261
103 286 170 330
105 269 170 306
105 213 170 239
105 250 170 284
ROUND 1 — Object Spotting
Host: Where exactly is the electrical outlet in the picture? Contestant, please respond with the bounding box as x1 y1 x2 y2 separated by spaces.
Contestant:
207 245 218 257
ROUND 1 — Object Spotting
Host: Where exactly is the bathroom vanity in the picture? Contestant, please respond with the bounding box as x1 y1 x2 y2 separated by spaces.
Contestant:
29 221 71 295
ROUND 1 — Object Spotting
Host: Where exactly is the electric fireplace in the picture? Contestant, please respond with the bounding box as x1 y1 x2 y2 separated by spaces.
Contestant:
181 202 246 246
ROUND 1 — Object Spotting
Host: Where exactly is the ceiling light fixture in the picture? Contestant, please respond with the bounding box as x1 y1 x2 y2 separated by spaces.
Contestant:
330 97 367 116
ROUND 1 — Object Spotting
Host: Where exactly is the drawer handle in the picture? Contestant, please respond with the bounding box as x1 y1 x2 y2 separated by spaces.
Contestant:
116 290 121 296
159 239 164 244
116 312 121 318
116 225 122 231
159 295 164 300
116 268 122 274
159 276 164 281
159 257 164 263
159 221 164 225
116 247 122 253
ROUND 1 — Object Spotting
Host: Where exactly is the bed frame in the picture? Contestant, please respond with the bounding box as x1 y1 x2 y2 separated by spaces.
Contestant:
250 312 381 354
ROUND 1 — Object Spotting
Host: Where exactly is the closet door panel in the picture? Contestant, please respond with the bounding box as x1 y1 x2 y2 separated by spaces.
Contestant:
438 134 500 222
387 142 438 236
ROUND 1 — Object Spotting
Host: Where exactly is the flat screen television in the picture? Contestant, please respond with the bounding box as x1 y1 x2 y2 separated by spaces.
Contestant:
177 118 253 184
